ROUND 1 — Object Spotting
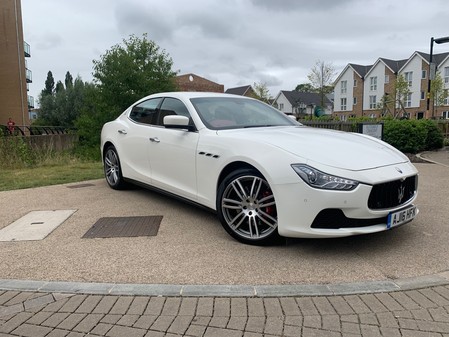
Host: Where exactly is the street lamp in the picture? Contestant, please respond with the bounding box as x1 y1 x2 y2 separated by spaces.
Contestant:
426 36 449 118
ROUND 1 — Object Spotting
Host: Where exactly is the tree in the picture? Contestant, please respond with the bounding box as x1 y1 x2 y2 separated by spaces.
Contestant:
65 71 73 89
55 80 65 94
37 72 90 128
394 74 412 118
430 72 448 117
307 60 336 108
43 71 55 96
294 83 315 93
377 75 411 118
252 82 272 103
92 34 178 115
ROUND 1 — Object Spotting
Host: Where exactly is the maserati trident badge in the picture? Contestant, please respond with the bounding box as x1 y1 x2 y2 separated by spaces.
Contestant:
398 185 405 204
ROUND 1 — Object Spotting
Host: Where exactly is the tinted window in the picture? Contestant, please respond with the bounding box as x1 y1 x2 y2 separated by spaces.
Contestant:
158 98 192 126
129 98 162 125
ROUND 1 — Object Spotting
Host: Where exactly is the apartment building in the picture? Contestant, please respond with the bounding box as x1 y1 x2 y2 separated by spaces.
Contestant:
334 51 449 120
0 0 32 127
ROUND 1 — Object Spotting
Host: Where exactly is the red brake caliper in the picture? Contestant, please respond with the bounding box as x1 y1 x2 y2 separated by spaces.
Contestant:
263 190 274 216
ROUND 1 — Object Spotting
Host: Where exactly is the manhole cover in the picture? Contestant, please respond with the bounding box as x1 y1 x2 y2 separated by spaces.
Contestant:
0 210 77 241
82 216 162 239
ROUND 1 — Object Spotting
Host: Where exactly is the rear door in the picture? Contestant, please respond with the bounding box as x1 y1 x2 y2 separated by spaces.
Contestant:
119 97 162 184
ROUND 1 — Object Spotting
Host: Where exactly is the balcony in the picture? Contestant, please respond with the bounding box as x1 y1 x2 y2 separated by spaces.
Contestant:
24 41 30 57
28 95 34 108
26 69 32 83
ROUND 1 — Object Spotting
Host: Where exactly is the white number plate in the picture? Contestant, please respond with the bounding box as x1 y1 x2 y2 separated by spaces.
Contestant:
387 205 417 229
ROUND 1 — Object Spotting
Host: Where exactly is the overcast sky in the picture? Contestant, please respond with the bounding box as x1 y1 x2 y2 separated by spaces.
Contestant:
22 0 449 105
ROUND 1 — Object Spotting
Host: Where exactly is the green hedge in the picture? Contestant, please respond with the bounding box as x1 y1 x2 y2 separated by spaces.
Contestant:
383 119 443 153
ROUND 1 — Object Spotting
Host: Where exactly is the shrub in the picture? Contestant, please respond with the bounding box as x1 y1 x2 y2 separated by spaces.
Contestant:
422 120 444 150
383 119 443 153
0 137 36 168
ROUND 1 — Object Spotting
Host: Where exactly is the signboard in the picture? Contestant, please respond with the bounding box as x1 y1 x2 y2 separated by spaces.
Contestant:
358 123 383 140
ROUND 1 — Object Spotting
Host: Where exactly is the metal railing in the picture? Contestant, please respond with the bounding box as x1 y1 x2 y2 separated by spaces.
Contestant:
0 125 73 136
24 41 31 57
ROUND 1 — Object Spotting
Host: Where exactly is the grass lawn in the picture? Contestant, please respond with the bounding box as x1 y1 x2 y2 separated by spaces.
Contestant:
0 160 104 191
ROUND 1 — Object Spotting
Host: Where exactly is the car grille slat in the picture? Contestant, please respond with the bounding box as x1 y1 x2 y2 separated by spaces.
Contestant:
368 175 417 210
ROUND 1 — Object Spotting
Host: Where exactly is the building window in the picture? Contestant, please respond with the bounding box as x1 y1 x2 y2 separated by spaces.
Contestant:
443 111 449 119
353 97 357 105
445 67 449 84
354 79 357 87
369 95 377 109
370 113 376 119
341 80 347 94
370 76 377 91
422 70 427 79
421 91 425 100
279 103 284 110
404 71 413 87
340 114 347 121
341 98 347 110
405 93 412 108
385 75 389 83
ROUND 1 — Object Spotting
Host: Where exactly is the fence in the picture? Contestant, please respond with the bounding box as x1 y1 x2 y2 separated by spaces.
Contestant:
0 125 71 136
0 125 78 151
300 120 449 139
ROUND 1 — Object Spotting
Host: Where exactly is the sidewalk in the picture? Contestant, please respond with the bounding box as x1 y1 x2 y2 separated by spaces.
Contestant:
1 151 449 336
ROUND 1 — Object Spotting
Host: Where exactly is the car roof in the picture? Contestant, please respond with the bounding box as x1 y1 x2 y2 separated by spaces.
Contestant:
145 91 254 100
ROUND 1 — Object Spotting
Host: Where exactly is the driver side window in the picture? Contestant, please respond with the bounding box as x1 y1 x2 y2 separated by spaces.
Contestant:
158 98 192 126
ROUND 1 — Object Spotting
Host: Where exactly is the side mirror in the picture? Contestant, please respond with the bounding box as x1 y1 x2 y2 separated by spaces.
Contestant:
163 115 195 131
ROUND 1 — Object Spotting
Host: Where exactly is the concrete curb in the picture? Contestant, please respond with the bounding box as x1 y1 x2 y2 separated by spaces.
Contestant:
417 150 449 168
1 271 448 297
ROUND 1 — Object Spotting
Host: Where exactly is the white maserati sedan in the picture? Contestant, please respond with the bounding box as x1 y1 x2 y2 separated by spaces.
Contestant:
101 92 418 245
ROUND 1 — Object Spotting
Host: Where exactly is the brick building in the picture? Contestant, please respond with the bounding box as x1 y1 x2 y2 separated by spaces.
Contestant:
334 51 449 120
0 0 32 127
175 73 224 93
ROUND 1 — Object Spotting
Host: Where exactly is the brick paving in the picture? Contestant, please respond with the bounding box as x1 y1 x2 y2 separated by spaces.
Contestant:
2 286 449 336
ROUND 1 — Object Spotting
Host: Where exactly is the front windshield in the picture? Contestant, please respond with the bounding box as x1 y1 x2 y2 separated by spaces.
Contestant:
190 97 299 130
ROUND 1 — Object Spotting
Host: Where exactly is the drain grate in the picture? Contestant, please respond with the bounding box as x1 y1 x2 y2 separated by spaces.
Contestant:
67 183 95 189
82 216 162 239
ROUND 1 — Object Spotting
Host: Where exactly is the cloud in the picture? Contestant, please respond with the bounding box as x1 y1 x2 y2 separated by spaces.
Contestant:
35 33 63 50
250 0 356 12
114 2 175 41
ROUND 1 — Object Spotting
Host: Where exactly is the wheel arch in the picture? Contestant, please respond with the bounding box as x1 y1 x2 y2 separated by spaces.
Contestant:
102 141 115 161
217 161 262 192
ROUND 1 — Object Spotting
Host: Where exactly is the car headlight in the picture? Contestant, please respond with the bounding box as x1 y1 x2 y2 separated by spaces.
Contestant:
292 164 359 191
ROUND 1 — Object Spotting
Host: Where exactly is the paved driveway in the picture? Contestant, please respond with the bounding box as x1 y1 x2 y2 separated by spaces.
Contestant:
0 162 448 286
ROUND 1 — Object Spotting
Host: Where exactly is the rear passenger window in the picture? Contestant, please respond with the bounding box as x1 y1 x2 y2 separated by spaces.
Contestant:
129 98 162 125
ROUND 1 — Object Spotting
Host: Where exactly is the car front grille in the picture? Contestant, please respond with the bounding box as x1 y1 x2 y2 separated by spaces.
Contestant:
368 175 417 210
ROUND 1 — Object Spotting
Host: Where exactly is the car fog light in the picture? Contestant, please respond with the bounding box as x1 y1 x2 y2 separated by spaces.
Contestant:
292 164 359 191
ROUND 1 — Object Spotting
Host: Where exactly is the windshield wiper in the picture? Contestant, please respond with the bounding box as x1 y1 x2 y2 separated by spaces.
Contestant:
243 124 277 128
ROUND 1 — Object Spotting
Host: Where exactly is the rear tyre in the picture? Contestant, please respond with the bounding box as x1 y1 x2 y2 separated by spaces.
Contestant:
217 168 282 245
104 145 127 190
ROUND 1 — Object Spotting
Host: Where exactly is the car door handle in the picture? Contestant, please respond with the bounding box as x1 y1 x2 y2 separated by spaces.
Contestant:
118 129 127 135
150 137 160 143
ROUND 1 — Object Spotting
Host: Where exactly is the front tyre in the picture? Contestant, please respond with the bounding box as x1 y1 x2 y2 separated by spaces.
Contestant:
217 168 281 245
103 145 127 190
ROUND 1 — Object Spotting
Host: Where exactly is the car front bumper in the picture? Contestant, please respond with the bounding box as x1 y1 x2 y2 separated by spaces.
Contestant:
273 165 419 239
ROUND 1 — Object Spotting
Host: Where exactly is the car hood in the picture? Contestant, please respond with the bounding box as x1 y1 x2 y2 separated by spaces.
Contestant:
221 126 409 171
